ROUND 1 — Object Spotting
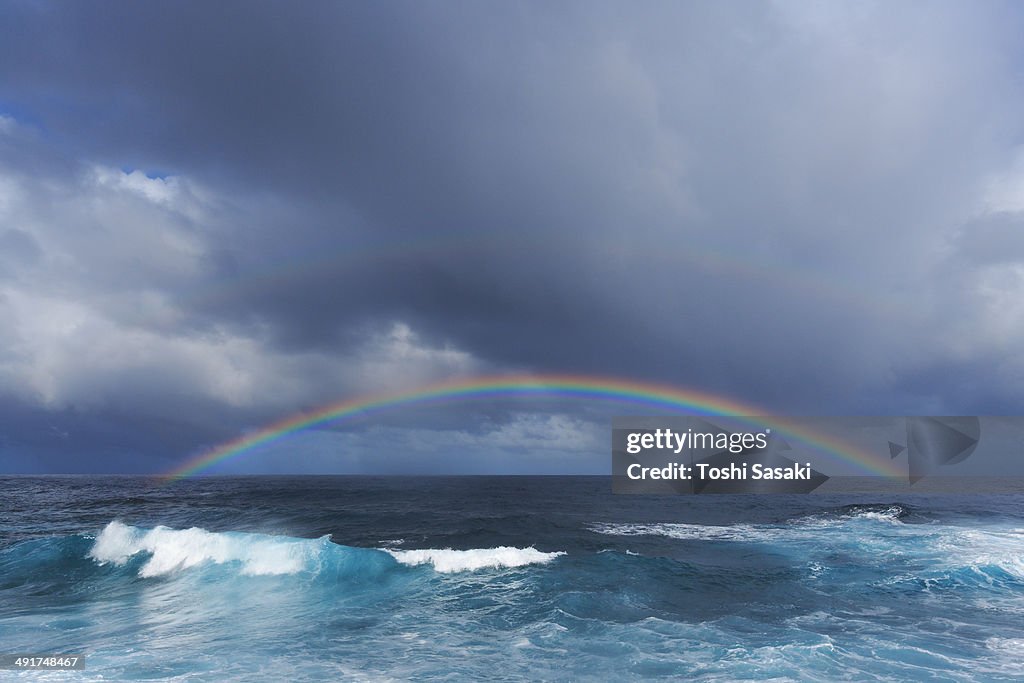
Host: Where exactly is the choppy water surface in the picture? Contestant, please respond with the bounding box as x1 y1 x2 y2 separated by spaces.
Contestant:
2 476 1023 681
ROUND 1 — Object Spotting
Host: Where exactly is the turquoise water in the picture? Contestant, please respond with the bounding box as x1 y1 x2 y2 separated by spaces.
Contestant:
1 476 1023 680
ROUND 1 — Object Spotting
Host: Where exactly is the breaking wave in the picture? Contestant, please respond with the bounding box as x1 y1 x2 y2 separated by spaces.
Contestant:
89 521 328 577
87 521 565 578
385 546 564 573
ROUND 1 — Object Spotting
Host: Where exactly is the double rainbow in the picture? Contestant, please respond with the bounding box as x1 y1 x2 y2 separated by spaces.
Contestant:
162 373 903 481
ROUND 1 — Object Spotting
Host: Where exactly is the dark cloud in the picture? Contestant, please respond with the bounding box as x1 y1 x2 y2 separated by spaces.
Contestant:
1 2 1024 473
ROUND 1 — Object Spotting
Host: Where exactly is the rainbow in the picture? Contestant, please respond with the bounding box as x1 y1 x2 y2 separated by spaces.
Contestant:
161 374 904 481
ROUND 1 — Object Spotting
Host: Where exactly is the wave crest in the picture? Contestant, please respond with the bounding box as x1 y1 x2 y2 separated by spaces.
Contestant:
590 522 766 541
88 521 327 577
385 547 564 573
830 503 911 522
88 522 565 578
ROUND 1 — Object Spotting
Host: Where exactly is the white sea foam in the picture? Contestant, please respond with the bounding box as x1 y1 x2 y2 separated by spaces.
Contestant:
986 637 1024 654
90 522 565 577
934 527 1024 579
385 546 564 573
847 508 904 523
88 521 325 577
803 505 906 524
591 507 908 543
593 519 1024 580
589 522 769 542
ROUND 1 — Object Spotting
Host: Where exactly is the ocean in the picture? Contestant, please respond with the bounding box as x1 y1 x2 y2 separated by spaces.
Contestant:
1 475 1023 681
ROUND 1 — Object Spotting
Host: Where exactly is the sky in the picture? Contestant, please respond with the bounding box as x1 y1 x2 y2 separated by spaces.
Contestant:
1 1 1024 474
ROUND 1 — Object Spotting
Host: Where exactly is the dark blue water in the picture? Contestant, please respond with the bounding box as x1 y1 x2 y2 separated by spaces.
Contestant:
2 476 1023 681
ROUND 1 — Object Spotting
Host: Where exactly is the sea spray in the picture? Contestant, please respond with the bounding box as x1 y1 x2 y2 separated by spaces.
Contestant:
88 521 566 578
385 546 565 573
89 521 323 577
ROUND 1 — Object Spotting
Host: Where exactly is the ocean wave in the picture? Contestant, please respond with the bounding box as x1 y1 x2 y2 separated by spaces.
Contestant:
589 522 769 542
986 637 1024 654
592 517 1024 586
590 505 911 542
932 527 1024 580
87 521 564 578
88 521 329 577
385 547 565 573
821 503 912 522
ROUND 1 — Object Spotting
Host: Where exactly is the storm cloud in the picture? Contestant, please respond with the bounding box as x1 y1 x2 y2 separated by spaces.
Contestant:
1 1 1023 473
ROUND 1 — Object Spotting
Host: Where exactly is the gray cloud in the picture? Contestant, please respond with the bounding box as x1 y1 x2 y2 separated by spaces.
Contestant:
1 2 1023 473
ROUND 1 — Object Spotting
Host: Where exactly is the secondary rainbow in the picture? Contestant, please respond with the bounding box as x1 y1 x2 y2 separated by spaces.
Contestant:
162 374 904 481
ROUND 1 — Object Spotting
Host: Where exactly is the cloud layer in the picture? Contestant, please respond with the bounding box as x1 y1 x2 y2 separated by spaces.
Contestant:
1 2 1023 472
